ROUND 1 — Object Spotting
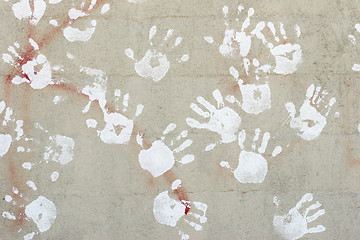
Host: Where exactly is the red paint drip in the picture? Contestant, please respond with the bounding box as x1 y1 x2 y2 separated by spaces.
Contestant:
181 200 191 215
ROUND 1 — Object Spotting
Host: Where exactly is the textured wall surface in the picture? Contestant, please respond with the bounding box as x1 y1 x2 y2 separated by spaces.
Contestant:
0 0 360 239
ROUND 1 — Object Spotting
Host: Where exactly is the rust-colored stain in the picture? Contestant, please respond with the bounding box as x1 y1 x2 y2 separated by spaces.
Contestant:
1 0 193 229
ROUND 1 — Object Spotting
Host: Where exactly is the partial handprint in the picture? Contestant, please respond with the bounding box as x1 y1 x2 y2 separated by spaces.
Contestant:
348 23 360 71
2 39 53 89
63 3 110 42
153 184 207 240
254 22 302 75
10 0 46 25
125 25 189 82
273 193 326 240
285 84 336 141
3 187 57 239
80 67 144 145
227 64 271 115
204 5 260 60
186 89 241 149
137 123 194 177
220 128 282 183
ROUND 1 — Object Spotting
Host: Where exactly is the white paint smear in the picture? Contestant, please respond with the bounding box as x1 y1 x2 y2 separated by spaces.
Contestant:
22 162 32 170
171 179 182 190
51 171 59 182
2 211 16 220
86 119 98 128
63 20 97 42
23 232 35 240
26 181 37 190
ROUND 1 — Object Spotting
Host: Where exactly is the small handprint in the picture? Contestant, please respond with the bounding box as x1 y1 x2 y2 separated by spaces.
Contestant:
2 39 53 89
125 25 189 82
204 5 261 59
138 123 194 177
227 64 271 115
273 193 326 240
98 94 144 145
220 128 282 183
348 23 360 71
186 89 241 149
285 84 336 141
153 185 207 239
254 22 302 75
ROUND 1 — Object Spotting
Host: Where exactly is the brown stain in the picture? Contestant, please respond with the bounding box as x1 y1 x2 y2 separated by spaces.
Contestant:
344 77 360 167
4 0 194 232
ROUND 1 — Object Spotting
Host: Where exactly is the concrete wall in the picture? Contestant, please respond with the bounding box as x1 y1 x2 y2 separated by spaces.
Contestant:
0 0 359 239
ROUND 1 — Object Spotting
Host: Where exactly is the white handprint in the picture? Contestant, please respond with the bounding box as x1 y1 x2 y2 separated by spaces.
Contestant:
2 39 53 89
11 0 46 25
80 67 144 145
153 186 207 240
221 128 282 183
285 84 336 141
254 22 302 75
63 3 110 42
125 25 189 82
349 23 360 72
137 123 194 177
273 193 326 240
204 5 261 59
227 64 271 115
3 186 56 238
186 89 241 149
97 93 144 145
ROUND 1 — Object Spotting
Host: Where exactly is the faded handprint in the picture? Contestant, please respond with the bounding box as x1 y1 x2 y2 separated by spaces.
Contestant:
2 39 53 89
125 25 189 82
186 89 241 150
204 5 260 60
0 100 29 157
137 123 194 177
273 193 326 240
227 64 271 115
80 66 144 145
43 135 75 165
348 23 360 71
285 84 336 141
254 22 302 75
153 184 207 240
220 128 282 183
